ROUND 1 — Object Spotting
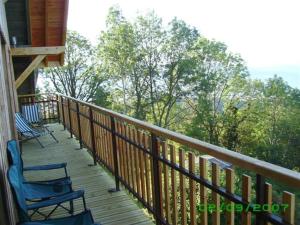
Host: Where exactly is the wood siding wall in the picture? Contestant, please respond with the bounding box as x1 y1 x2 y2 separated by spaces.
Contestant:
0 1 19 225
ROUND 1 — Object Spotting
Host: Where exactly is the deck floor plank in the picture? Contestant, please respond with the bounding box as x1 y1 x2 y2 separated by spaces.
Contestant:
22 123 154 225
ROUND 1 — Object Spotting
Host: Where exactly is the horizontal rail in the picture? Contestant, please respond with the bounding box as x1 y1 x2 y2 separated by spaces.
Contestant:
59 94 300 188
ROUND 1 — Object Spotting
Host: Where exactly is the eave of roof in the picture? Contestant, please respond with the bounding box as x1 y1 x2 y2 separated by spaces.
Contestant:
28 0 69 66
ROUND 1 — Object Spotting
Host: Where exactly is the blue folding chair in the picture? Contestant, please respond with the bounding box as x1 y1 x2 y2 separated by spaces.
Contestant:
7 139 69 184
22 104 42 124
8 166 86 221
7 140 74 216
15 112 58 148
19 210 100 225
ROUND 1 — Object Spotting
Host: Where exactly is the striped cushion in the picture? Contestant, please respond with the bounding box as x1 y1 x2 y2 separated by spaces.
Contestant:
22 104 41 123
15 113 47 138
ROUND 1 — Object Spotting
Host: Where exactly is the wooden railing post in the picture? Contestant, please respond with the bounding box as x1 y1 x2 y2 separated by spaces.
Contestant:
61 97 66 130
151 133 163 225
67 98 73 138
56 94 60 123
256 174 265 225
108 116 120 192
89 106 97 165
76 102 83 149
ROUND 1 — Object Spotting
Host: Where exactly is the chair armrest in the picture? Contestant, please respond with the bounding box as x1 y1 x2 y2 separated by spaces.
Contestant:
23 162 67 171
27 190 84 210
24 178 72 186
25 177 71 185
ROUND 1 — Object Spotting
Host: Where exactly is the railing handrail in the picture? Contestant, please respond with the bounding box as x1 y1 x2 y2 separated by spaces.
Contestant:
56 93 300 188
18 93 56 98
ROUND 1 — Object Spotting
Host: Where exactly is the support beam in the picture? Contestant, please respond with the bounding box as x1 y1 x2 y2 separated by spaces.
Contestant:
60 0 69 65
11 46 65 56
45 0 49 66
15 55 46 89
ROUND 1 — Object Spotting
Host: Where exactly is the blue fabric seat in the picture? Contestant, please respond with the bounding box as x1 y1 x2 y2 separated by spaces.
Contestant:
15 112 58 148
19 210 100 225
7 140 74 216
7 139 69 184
23 182 72 200
8 166 88 221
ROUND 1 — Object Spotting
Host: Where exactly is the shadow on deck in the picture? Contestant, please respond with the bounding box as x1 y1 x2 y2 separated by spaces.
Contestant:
22 123 154 225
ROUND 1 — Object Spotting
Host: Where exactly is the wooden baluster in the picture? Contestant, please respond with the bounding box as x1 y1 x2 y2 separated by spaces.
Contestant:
147 134 154 207
242 175 252 225
162 143 171 224
144 133 151 207
225 168 235 225
134 129 141 197
61 97 66 129
264 183 272 225
179 149 187 225
76 102 83 149
67 99 73 137
126 125 133 188
122 123 129 185
200 156 208 225
256 174 266 225
282 191 295 225
117 122 124 180
212 163 220 225
56 94 60 123
170 145 178 225
189 152 196 225
129 128 137 193
139 131 146 202
158 141 163 219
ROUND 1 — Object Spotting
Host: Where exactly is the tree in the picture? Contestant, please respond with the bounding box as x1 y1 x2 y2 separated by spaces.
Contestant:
148 18 199 128
42 31 107 102
98 7 136 114
188 38 249 148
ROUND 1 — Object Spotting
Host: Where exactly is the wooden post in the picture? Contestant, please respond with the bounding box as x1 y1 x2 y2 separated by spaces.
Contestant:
61 97 66 130
108 116 120 192
89 106 97 165
67 99 73 138
151 133 162 225
76 102 83 149
56 94 60 123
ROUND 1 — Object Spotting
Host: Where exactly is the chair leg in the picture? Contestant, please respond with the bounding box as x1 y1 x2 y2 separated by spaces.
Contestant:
70 200 74 214
35 136 44 148
49 131 59 143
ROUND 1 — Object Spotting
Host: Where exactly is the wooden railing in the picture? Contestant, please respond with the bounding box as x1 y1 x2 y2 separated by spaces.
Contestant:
29 94 300 225
18 93 59 121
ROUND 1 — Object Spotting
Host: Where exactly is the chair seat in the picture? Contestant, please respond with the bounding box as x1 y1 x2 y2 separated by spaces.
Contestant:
21 129 50 138
19 210 99 225
24 181 71 200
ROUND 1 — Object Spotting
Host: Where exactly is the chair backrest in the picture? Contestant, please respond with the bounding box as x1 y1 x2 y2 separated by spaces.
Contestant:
7 140 24 173
15 112 33 133
22 104 41 123
7 166 29 221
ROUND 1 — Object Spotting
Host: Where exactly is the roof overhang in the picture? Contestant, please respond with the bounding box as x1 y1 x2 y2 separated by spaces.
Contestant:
28 0 69 66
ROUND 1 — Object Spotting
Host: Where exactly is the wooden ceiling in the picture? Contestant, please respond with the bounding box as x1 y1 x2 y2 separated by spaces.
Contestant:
28 0 69 66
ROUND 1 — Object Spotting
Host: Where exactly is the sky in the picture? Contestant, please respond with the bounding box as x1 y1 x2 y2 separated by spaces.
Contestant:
68 0 300 88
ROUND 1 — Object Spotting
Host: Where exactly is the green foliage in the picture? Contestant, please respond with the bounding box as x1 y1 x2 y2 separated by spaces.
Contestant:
96 7 300 173
42 30 109 103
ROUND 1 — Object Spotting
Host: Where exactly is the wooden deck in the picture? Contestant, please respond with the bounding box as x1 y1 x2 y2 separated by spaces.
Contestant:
22 123 154 225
